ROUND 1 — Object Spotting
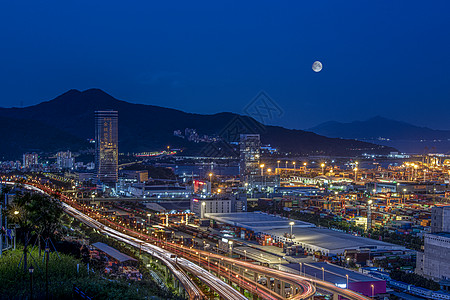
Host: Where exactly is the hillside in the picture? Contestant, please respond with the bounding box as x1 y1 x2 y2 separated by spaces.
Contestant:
308 116 450 141
0 89 396 159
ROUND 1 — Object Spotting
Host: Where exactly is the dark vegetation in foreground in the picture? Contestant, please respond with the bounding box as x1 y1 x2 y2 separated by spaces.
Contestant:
1 186 180 299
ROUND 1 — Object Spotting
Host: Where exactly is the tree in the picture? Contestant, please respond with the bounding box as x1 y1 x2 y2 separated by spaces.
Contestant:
8 191 63 271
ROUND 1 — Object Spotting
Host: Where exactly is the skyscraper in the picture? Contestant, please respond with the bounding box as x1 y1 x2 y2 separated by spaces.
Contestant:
22 153 38 169
95 110 118 185
56 150 74 169
239 134 260 182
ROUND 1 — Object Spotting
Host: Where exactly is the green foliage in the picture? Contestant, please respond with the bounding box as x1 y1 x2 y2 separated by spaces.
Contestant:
367 227 423 251
290 211 365 234
390 270 440 291
8 191 63 238
0 247 175 299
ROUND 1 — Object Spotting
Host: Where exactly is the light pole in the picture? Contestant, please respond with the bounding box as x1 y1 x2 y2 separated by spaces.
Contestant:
29 265 34 300
147 213 151 224
354 167 358 181
346 274 349 288
260 164 265 176
322 267 325 281
299 262 302 276
285 161 288 169
244 249 247 261
321 163 325 174
45 246 50 298
196 251 200 265
201 202 206 218
289 221 295 239
277 160 280 169
371 284 374 298
293 161 296 170
228 240 233 257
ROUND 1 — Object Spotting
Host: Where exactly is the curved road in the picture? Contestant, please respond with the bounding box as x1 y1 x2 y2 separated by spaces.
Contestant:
20 180 369 300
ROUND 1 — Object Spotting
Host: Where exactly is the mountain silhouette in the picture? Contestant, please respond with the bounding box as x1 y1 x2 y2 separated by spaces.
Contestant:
308 116 450 141
0 89 396 159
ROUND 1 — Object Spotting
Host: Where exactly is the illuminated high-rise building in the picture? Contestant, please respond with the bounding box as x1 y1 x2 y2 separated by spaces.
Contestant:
22 153 38 169
239 134 260 182
56 150 74 169
95 110 118 184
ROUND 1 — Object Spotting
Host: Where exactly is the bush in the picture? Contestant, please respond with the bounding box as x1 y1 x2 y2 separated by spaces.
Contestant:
0 247 176 299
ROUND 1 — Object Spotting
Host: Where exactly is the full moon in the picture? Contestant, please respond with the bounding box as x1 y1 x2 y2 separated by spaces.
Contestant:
312 61 323 72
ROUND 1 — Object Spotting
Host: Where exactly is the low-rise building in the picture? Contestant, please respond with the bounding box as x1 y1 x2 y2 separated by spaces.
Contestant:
191 194 247 217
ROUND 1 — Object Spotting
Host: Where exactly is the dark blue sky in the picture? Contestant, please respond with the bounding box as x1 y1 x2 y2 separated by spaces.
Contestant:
1 1 449 129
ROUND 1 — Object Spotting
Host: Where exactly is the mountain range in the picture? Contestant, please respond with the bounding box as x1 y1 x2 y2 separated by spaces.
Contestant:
0 89 395 159
308 116 450 141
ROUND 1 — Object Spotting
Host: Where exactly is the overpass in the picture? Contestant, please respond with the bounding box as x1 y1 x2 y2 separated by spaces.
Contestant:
19 180 369 300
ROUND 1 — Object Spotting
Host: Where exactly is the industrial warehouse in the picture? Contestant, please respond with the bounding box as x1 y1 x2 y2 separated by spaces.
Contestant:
206 212 406 255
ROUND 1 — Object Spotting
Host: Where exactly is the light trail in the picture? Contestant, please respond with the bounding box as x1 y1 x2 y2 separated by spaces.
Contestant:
20 180 369 300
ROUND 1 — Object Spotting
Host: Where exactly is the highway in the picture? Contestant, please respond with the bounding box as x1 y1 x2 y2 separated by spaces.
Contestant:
20 180 369 300
63 203 247 300
179 245 370 300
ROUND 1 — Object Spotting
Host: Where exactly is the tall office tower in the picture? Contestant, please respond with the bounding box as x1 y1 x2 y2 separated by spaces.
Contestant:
95 110 118 185
239 134 260 182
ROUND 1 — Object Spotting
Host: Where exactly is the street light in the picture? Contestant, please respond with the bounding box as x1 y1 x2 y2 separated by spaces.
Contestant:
322 266 325 281
293 161 296 170
260 164 265 176
371 284 374 298
346 274 349 288
289 221 295 239
277 160 280 169
244 249 247 261
228 240 233 256
321 163 325 174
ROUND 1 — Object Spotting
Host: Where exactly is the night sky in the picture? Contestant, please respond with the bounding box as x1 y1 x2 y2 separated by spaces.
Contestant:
1 1 449 129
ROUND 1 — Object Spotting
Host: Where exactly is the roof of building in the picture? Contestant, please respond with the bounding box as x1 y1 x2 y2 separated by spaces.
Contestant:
91 242 137 263
265 227 406 253
284 262 384 285
205 212 405 253
205 212 315 231
431 232 450 238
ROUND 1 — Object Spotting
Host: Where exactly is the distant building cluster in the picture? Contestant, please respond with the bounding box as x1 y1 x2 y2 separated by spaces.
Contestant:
23 153 38 168
56 151 75 169
173 128 221 143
